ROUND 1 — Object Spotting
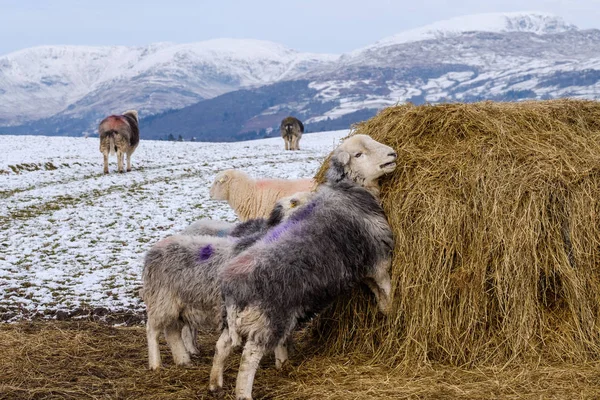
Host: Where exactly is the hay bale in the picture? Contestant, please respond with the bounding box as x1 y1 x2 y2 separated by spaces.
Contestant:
313 99 600 366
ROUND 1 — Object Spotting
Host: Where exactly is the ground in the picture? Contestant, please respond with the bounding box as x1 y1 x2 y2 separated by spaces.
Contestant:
2 321 599 399
2 132 599 399
0 131 347 321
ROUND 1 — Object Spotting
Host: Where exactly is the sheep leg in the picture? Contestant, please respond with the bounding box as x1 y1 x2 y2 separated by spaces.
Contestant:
274 339 288 370
235 339 265 400
209 328 234 393
126 151 132 172
164 323 192 366
284 138 289 150
181 324 200 355
103 153 109 174
146 316 162 370
291 136 298 151
365 259 392 314
117 151 124 173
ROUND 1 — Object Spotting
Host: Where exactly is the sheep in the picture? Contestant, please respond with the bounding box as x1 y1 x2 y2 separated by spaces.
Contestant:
280 116 304 150
176 192 314 356
209 169 315 221
98 110 140 174
142 191 314 370
208 134 398 399
180 219 235 237
178 217 274 356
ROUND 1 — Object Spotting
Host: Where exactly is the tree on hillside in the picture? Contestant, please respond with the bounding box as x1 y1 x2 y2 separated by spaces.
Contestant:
167 133 175 141
177 135 183 142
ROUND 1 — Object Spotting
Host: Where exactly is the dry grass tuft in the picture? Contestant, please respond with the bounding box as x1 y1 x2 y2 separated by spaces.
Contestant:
314 99 600 367
1 321 599 399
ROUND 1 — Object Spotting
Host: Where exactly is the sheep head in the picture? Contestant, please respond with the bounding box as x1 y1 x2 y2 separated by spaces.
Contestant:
326 134 397 193
209 169 241 200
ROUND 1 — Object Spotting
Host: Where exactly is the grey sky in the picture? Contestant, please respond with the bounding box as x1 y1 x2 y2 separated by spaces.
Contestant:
1 0 599 56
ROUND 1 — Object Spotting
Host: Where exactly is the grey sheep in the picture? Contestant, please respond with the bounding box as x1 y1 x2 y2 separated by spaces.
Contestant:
180 219 235 237
98 110 140 174
209 134 398 399
280 116 304 150
142 192 313 370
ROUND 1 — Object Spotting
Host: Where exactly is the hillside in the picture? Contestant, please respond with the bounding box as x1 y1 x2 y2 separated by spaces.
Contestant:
1 12 600 140
0 130 348 320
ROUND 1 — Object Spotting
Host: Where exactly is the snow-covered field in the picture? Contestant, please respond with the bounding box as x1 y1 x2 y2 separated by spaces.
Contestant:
0 130 348 323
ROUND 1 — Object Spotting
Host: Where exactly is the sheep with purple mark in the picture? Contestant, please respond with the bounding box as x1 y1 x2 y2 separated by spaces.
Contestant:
209 134 398 400
176 192 313 355
141 191 313 370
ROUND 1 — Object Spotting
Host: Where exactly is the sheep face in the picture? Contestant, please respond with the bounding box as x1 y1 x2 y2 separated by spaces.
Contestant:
209 170 233 200
329 134 397 186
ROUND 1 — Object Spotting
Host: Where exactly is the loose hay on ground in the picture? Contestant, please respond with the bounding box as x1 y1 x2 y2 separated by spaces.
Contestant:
314 100 600 367
1 322 599 399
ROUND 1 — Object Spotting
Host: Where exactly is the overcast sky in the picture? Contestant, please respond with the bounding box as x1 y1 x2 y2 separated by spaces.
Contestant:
1 0 599 56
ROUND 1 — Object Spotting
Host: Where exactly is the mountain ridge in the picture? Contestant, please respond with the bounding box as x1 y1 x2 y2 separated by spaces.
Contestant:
1 12 599 140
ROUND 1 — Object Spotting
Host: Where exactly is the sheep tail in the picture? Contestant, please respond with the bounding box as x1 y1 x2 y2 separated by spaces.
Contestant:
109 132 117 155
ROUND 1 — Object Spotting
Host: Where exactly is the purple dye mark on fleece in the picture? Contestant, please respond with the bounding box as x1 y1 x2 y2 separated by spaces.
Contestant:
289 201 317 222
264 221 292 243
264 201 317 243
198 244 214 262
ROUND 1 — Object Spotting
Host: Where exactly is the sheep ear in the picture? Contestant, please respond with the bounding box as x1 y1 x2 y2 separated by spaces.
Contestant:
338 151 351 166
267 204 285 226
219 174 230 183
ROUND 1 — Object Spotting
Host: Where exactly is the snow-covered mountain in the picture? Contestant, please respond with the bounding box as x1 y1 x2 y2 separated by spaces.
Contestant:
0 39 336 126
299 14 600 125
358 11 577 51
1 12 600 139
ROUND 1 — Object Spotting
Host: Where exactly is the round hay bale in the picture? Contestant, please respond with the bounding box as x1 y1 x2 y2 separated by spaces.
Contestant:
313 99 600 367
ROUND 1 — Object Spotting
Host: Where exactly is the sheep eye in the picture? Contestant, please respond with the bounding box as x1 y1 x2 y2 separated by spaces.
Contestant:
355 152 363 158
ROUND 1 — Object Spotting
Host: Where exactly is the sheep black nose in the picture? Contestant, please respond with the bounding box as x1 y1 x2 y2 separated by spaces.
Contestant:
389 152 398 158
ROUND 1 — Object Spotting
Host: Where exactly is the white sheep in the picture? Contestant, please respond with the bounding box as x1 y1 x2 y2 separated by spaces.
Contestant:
209 169 316 221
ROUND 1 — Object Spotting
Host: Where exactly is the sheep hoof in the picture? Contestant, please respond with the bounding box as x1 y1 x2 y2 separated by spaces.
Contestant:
208 387 225 398
177 361 193 368
276 360 292 373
